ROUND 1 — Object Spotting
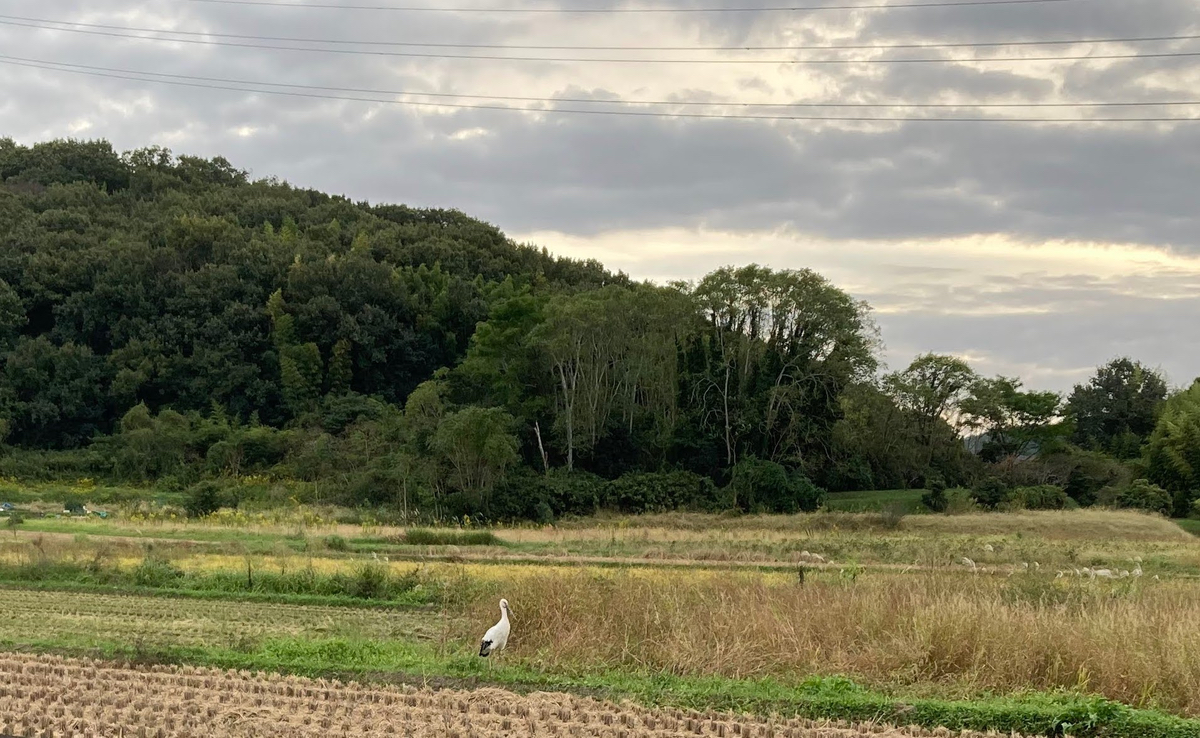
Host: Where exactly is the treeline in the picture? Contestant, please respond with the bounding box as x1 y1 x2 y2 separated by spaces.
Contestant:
1 138 1197 521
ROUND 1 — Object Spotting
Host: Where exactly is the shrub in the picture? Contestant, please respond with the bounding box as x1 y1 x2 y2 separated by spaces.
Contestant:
822 457 874 494
877 502 908 530
183 480 227 518
971 476 1009 509
347 562 390 600
1007 484 1070 510
725 457 824 514
403 528 501 546
533 499 555 525
61 494 85 514
313 393 387 435
921 476 949 513
1059 449 1132 507
945 488 979 514
605 470 719 514
323 534 349 551
545 470 606 517
788 473 826 513
5 512 24 536
131 555 184 588
1114 479 1172 515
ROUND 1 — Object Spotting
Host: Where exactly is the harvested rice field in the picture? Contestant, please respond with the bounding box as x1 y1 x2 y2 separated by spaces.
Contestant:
0 652 1023 738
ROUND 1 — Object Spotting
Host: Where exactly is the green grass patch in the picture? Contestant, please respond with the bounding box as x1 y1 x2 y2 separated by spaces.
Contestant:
17 516 310 548
0 482 176 507
8 634 1197 738
0 557 443 606
402 528 504 546
824 489 926 514
1175 519 1200 536
0 580 430 610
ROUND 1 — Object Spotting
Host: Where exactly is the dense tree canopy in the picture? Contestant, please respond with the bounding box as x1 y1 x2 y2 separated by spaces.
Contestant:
0 137 613 448
1145 380 1200 516
1066 358 1168 458
2 138 1194 522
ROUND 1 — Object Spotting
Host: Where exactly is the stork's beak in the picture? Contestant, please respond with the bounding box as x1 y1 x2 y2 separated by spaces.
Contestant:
507 605 515 616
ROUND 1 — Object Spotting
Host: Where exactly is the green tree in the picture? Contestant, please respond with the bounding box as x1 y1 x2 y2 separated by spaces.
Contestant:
885 354 976 445
960 377 1063 462
534 284 693 472
327 338 353 396
1144 380 1200 516
1066 358 1168 458
104 403 191 482
1 337 113 448
431 406 520 515
0 278 25 351
453 287 552 468
280 343 323 416
687 265 877 470
830 382 921 490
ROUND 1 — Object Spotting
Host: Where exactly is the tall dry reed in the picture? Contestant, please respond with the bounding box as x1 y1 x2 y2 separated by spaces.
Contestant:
475 570 1200 716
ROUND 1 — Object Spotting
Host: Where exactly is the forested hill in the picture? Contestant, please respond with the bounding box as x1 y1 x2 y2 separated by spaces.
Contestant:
0 138 617 446
2 138 1191 522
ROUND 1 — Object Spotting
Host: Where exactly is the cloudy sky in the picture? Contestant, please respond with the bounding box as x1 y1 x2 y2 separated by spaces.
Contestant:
2 0 1199 392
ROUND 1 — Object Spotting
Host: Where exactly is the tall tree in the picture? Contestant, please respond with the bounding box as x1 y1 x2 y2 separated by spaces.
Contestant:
832 383 923 490
960 377 1063 462
431 406 520 515
1144 379 1200 516
534 284 693 472
885 354 977 439
883 353 977 474
687 265 877 469
1066 358 1168 458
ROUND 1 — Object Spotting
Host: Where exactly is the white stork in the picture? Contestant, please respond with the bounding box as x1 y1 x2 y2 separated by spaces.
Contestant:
479 598 513 659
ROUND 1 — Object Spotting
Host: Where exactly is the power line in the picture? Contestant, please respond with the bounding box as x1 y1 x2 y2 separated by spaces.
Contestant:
6 13 1199 52
182 0 1090 14
4 55 1197 121
9 18 1200 63
4 54 1198 109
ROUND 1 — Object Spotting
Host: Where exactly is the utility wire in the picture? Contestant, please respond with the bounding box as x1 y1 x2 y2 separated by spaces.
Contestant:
8 18 1200 63
4 53 1198 108
181 0 1091 14
6 13 1198 52
4 55 1197 121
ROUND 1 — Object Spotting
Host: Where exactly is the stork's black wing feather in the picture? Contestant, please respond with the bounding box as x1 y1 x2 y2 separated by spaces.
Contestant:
479 639 493 657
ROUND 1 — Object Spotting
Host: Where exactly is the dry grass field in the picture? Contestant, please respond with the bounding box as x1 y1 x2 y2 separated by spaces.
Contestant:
479 568 1200 716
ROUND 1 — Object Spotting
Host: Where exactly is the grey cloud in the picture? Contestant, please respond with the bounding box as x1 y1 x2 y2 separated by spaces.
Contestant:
5 0 1200 390
876 294 1200 390
860 0 1200 43
867 63 1055 100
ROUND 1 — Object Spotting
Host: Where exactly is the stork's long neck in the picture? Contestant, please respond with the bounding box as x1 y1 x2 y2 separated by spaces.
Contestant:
499 606 509 623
